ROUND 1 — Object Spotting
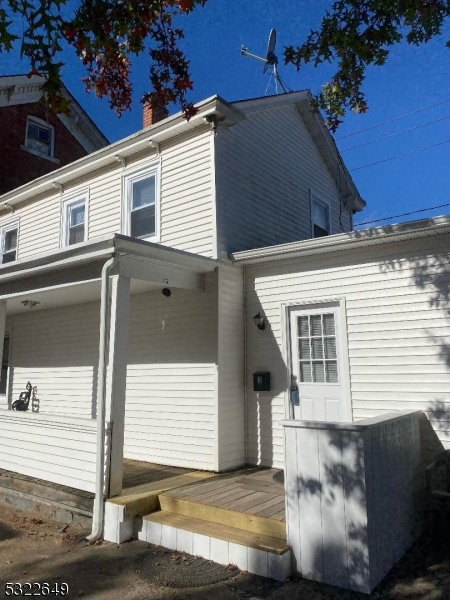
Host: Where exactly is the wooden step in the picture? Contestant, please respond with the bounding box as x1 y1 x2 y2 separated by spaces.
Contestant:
107 471 216 519
159 493 286 540
143 510 290 555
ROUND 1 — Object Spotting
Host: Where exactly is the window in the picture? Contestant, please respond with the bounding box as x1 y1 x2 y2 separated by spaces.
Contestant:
1 221 19 264
25 116 54 158
311 196 330 238
122 163 160 241
297 313 338 384
61 192 88 247
0 335 10 397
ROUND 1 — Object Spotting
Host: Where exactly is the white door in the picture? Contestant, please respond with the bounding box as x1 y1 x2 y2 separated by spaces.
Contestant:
289 302 350 422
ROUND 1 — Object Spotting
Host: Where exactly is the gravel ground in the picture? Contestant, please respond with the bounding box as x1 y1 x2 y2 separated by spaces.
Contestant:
0 503 449 599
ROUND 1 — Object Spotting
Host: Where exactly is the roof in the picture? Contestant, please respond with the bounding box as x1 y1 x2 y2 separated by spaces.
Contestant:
0 95 243 209
0 74 109 153
0 89 364 213
231 215 450 265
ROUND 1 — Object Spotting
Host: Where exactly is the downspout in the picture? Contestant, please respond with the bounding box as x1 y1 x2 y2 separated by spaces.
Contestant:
87 255 118 544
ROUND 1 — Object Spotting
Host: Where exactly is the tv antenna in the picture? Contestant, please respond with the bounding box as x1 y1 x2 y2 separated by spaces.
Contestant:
241 29 289 95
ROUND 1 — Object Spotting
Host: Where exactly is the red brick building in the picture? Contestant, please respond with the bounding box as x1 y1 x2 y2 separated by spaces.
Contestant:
0 75 108 196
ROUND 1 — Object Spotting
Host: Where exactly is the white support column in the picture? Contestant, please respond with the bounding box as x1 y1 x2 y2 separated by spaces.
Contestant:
106 275 130 498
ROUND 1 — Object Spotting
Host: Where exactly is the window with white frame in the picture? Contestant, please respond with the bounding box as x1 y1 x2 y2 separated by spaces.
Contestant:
311 196 330 238
0 335 11 397
25 116 54 158
1 221 19 264
122 163 160 241
61 193 88 247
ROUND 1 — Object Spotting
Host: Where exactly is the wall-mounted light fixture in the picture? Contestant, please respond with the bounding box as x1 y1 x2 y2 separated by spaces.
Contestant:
21 300 40 309
253 312 266 330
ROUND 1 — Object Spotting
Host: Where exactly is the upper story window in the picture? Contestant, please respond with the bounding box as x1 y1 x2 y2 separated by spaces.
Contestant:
60 192 88 247
25 116 55 158
1 221 19 264
311 195 330 238
122 162 160 241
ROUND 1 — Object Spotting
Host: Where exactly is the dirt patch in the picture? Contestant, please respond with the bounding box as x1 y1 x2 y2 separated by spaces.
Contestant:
1 503 450 600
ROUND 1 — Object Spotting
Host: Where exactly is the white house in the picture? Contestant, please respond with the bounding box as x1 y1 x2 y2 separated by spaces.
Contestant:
0 89 446 591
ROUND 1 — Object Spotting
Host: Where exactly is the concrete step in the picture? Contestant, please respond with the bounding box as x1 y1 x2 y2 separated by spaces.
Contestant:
141 510 291 581
158 493 286 540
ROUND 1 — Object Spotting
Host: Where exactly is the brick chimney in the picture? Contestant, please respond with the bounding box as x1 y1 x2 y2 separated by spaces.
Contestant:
143 101 169 128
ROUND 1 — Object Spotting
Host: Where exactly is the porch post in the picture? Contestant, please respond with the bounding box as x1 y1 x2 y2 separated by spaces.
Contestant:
106 275 131 497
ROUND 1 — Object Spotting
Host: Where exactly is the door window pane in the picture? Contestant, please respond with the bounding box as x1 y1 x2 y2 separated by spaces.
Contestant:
324 337 337 359
298 316 309 337
297 312 339 384
323 313 335 335
311 338 323 359
310 315 322 336
299 339 310 360
312 361 325 383
300 362 312 382
326 361 338 383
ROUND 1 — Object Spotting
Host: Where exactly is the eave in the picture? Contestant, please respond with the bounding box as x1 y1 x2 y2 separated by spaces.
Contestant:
0 95 244 211
231 215 450 265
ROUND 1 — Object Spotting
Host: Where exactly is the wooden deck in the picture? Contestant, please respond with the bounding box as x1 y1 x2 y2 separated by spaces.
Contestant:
162 468 285 522
122 459 191 490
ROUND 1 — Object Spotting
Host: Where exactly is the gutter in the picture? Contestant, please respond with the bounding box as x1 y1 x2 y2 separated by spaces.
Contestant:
231 215 450 265
0 97 244 211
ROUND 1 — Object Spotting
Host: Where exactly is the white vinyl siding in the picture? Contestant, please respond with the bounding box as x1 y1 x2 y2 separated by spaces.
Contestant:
0 126 214 261
0 412 97 492
216 262 245 470
3 272 218 472
123 273 218 470
245 233 450 468
215 103 352 256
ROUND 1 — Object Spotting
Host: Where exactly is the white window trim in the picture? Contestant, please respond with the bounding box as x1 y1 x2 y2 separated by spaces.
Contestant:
60 190 89 248
0 219 20 264
25 115 55 159
310 192 331 238
121 160 161 243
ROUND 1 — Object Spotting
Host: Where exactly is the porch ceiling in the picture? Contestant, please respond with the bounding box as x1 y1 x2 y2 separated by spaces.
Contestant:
0 234 217 314
4 278 165 315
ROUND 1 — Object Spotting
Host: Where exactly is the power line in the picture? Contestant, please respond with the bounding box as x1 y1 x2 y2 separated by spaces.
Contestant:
336 98 450 140
354 203 450 227
350 138 450 171
341 115 450 152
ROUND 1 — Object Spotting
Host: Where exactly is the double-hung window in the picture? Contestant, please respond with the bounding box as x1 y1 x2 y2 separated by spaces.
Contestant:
311 195 330 238
61 192 88 247
123 163 160 241
1 221 19 264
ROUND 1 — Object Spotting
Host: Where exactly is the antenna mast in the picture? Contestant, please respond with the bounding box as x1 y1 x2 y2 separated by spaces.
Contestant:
241 29 289 94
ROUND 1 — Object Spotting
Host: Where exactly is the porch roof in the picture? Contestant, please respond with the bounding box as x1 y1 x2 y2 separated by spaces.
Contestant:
0 234 217 314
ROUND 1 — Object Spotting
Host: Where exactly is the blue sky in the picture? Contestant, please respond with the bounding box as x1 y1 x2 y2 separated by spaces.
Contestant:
2 0 450 228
